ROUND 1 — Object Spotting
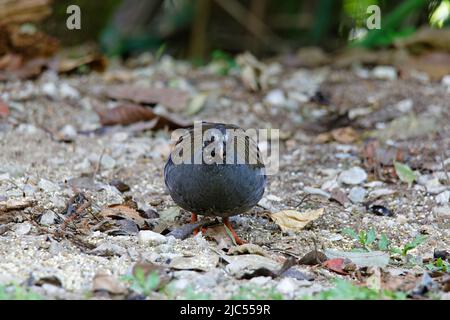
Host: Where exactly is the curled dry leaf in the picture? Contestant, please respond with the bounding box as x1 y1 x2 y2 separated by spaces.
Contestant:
96 103 191 130
270 208 325 232
100 204 145 229
105 85 189 111
322 258 350 275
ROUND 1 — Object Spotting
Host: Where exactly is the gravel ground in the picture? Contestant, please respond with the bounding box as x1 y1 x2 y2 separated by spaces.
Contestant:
0 55 449 299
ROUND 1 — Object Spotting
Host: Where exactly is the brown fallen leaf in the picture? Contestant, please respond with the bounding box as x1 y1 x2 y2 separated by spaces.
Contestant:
330 188 349 207
100 204 146 229
298 250 328 265
330 127 359 144
0 98 9 117
93 270 128 295
56 46 107 73
105 85 189 112
270 208 325 232
322 258 350 275
96 103 191 130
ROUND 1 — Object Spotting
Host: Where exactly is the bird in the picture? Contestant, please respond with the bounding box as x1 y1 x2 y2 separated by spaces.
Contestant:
164 122 266 244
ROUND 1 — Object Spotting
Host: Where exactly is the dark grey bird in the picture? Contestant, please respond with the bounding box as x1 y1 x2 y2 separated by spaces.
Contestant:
164 122 266 244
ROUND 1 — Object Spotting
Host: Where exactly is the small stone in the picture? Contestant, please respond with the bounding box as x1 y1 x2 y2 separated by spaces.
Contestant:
101 155 116 170
59 83 79 99
0 172 10 181
90 243 127 256
338 167 367 185
42 82 58 98
368 188 396 199
13 222 32 235
372 66 397 80
303 187 330 199
434 206 450 217
57 125 77 142
395 99 413 113
38 179 59 193
23 184 36 197
40 210 56 226
249 276 271 286
264 89 286 106
138 230 167 245
436 190 450 205
348 186 367 203
276 277 297 295
266 194 282 202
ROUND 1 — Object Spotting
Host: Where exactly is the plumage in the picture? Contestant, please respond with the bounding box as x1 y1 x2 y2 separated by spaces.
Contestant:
164 122 266 218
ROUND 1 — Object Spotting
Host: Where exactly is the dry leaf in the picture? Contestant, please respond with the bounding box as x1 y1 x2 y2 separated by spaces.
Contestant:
96 103 191 130
92 270 127 295
105 85 189 111
100 204 145 228
0 98 9 117
330 188 349 207
270 208 325 232
227 243 271 258
330 127 359 144
322 258 350 275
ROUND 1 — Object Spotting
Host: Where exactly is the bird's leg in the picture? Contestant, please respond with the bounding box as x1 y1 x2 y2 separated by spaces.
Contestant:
191 213 199 235
223 217 245 245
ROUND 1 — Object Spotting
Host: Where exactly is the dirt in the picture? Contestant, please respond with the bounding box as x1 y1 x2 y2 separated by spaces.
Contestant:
0 55 449 299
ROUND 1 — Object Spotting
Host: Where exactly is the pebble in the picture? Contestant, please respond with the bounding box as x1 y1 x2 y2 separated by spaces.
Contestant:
264 89 287 106
60 83 80 99
90 243 127 256
138 230 167 245
13 222 32 235
303 187 330 199
436 191 449 205
42 82 58 98
58 124 77 141
348 186 367 203
372 66 397 80
23 184 36 197
40 210 56 226
395 99 413 113
338 167 367 185
276 277 297 295
38 179 59 193
434 206 450 217
100 155 116 170
368 188 395 199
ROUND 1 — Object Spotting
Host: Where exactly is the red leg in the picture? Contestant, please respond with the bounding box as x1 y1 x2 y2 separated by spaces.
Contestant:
223 217 245 245
191 213 199 235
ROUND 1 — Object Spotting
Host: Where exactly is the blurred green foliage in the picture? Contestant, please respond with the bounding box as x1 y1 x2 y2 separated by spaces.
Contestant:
40 0 450 57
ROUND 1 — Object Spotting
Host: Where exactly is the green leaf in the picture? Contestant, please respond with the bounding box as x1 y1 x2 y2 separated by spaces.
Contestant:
378 233 390 251
394 161 417 188
342 227 358 239
366 229 377 246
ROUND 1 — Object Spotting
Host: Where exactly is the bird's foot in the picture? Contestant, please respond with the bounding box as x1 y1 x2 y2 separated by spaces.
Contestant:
223 217 245 245
191 213 208 235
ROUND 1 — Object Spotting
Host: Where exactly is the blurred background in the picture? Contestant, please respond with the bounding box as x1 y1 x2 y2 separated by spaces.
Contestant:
1 0 448 63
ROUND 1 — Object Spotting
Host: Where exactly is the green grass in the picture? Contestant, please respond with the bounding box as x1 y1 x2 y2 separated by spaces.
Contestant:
231 285 283 300
307 279 407 300
0 283 42 300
